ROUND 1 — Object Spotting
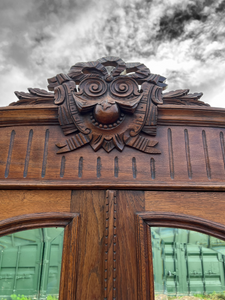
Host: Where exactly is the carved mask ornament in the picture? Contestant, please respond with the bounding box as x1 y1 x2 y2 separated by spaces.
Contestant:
13 57 205 155
47 56 167 154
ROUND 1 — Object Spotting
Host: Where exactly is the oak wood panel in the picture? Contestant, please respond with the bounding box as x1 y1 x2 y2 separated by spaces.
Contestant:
116 190 145 299
1 125 225 189
145 191 225 226
0 190 71 221
71 190 105 300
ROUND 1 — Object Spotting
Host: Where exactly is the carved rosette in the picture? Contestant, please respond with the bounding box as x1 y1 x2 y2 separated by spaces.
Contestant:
13 56 205 154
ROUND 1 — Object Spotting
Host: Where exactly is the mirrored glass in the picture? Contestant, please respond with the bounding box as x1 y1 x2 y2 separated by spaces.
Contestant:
151 227 225 299
0 227 64 300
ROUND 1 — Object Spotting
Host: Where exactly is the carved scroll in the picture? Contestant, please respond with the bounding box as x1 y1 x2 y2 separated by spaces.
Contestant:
12 56 205 155
50 57 166 154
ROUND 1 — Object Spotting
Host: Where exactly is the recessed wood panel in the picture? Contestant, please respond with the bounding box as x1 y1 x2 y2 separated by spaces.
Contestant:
145 191 225 226
0 190 71 221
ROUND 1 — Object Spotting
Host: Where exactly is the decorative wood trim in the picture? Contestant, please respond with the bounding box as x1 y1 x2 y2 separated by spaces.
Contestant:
136 211 225 300
5 129 15 178
167 128 174 179
142 212 225 238
41 129 49 178
1 180 225 190
0 212 76 236
59 213 80 300
184 129 192 179
158 105 225 128
0 212 80 300
136 213 153 300
220 131 225 170
202 130 211 179
23 129 33 178
104 190 117 300
2 105 225 128
0 106 58 127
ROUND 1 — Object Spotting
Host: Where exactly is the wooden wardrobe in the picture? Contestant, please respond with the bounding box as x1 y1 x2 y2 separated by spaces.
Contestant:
0 56 225 299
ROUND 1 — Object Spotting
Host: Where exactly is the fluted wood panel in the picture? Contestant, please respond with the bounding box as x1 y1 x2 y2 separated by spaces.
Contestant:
0 125 225 189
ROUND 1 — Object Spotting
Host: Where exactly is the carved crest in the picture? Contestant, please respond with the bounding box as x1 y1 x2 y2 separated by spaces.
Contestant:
13 56 205 154
48 56 167 154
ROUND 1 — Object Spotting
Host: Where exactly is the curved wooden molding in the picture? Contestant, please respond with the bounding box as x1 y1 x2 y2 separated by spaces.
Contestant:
140 211 225 239
0 212 80 300
136 211 225 300
0 212 77 237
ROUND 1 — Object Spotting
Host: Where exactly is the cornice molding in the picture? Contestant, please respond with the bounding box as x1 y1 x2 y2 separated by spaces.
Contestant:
1 104 225 128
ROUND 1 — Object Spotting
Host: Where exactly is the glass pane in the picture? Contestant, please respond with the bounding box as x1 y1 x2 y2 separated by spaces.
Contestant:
151 227 225 298
0 227 64 300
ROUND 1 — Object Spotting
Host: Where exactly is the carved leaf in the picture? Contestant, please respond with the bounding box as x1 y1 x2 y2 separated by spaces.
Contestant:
90 134 104 151
124 134 161 154
56 132 91 154
10 88 54 106
163 89 209 106
102 139 115 153
47 73 72 91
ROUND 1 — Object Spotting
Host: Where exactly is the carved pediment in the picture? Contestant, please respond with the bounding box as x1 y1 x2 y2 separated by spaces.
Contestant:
12 56 205 154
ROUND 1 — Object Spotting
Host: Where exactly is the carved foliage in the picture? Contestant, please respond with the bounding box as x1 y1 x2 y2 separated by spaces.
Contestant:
12 56 206 154
163 89 209 106
11 88 54 106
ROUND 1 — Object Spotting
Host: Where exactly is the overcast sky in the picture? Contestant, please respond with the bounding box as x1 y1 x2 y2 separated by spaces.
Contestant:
0 0 225 107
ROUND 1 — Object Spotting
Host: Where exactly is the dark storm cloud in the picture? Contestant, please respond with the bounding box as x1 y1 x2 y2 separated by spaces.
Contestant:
216 0 225 12
157 2 208 41
1 0 225 107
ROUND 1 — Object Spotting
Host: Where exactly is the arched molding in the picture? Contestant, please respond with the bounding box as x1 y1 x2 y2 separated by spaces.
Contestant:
135 211 225 300
0 212 80 300
0 212 78 237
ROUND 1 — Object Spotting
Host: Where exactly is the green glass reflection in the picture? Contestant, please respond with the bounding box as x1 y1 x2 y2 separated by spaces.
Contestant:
0 227 64 300
151 227 225 297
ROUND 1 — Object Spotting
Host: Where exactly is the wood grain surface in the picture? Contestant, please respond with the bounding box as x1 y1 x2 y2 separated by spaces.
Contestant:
59 214 80 300
2 105 225 128
2 97 225 299
1 124 225 189
71 190 105 300
116 190 145 299
0 190 71 221
145 191 225 226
